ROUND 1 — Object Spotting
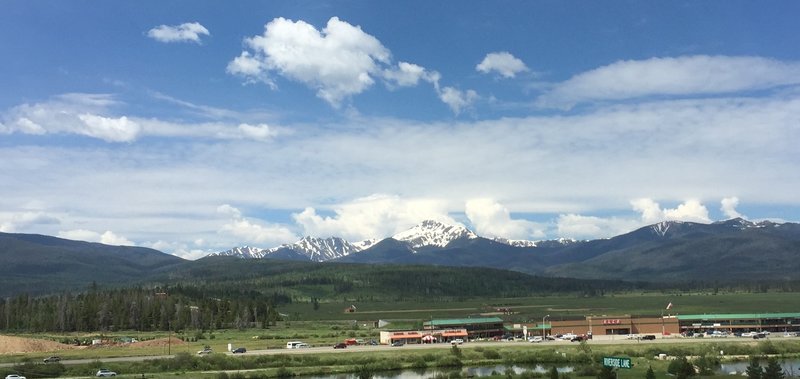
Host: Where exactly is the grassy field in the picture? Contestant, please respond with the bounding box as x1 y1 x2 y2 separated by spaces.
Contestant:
4 291 800 378
279 291 800 322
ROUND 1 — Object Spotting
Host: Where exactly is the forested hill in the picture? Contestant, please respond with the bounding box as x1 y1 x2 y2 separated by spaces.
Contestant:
161 256 652 301
0 231 184 297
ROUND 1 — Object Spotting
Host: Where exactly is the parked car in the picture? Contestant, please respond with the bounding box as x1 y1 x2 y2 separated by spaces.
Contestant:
232 347 247 354
528 336 543 343
450 338 464 345
391 341 404 347
368 339 379 345
333 342 347 349
43 356 61 363
5 375 27 379
96 369 117 377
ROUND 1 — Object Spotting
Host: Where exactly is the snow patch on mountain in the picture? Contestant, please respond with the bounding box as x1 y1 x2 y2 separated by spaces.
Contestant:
651 221 682 237
493 237 580 248
494 238 539 248
213 246 268 259
289 236 363 261
215 236 375 261
392 220 478 249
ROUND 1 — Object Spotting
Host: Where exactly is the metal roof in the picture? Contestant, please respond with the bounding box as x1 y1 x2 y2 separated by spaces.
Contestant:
676 313 800 320
424 317 504 326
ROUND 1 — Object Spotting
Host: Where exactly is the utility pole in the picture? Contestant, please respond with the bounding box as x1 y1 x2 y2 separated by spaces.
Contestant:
543 315 550 338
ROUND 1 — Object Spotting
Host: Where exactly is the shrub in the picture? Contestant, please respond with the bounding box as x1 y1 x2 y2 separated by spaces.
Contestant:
410 357 428 369
437 356 463 368
483 349 501 360
356 365 374 379
693 355 720 376
276 367 295 378
758 340 779 355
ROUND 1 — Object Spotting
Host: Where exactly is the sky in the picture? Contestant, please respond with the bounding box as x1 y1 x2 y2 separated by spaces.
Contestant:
2 1 800 259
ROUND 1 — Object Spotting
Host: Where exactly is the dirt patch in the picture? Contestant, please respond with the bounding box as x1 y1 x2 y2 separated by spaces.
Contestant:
0 334 79 355
130 337 186 348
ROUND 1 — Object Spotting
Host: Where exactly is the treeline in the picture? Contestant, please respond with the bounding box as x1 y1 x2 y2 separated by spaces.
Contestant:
0 284 291 332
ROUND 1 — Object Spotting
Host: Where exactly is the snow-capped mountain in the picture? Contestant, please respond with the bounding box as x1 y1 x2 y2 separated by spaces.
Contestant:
713 217 779 229
391 220 478 250
651 221 681 237
214 220 481 260
214 246 268 259
213 236 376 262
492 237 580 248
287 236 366 261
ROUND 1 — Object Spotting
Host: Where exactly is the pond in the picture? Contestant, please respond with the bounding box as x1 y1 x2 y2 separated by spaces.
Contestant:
306 364 575 379
718 360 800 376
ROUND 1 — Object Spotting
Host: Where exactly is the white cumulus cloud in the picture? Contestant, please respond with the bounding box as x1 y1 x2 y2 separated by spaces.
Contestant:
538 55 800 108
217 205 298 246
0 211 61 233
465 198 544 240
437 86 478 114
383 62 440 88
231 123 279 141
228 17 469 113
292 194 455 241
721 196 745 219
631 198 711 224
77 114 141 142
556 214 641 240
147 22 210 43
58 229 135 246
228 17 391 107
476 52 529 78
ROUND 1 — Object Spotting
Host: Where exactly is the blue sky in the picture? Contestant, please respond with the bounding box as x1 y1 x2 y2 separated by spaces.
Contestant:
2 1 799 258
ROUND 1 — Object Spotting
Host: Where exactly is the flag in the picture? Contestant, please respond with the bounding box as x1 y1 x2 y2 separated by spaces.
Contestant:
666 302 673 310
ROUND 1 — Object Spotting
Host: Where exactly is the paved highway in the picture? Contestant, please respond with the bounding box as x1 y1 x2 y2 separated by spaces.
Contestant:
0 336 783 368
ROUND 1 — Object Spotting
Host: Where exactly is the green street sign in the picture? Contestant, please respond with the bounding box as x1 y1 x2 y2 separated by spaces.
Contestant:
603 357 633 369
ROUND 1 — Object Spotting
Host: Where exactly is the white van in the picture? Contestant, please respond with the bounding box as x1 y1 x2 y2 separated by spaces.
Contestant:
286 341 305 349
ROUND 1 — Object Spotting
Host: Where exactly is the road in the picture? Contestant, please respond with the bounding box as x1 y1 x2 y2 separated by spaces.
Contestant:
0 335 780 368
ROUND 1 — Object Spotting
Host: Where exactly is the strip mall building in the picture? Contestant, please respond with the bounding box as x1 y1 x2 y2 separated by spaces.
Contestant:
380 313 800 344
531 313 800 337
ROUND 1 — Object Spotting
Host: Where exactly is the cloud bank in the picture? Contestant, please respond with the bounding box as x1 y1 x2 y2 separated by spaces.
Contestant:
538 55 800 108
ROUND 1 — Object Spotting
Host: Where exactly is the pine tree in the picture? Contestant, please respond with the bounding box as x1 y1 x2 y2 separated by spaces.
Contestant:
550 366 560 379
646 366 656 379
763 358 784 379
746 357 763 379
597 366 616 379
676 357 696 379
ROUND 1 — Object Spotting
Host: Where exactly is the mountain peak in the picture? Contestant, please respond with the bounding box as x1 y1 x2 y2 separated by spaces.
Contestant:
650 220 686 237
392 220 478 249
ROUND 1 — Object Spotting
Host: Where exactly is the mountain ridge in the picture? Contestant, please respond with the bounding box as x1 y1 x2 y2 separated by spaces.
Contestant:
212 217 800 282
